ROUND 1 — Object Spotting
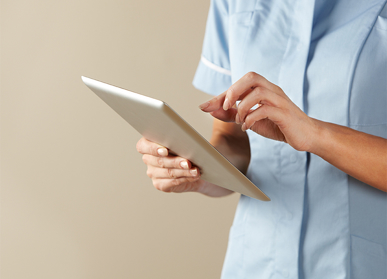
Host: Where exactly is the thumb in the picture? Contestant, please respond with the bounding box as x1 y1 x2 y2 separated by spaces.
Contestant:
209 107 238 123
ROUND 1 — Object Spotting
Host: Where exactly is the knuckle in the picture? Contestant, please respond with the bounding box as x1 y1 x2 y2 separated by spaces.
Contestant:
146 169 153 178
261 104 269 113
273 84 283 93
214 94 222 102
254 86 263 94
245 112 258 125
158 183 169 192
167 168 175 178
228 85 235 97
238 103 247 116
253 86 264 97
239 98 249 110
163 186 172 193
153 180 161 191
186 177 198 183
142 155 148 164
246 71 257 81
171 179 180 186
157 157 164 168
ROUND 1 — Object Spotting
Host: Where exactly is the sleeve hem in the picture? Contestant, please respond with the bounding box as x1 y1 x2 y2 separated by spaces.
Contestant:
200 56 231 76
192 58 232 96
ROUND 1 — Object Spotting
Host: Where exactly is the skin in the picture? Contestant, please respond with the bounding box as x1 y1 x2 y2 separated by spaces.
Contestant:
137 72 387 195
136 118 247 197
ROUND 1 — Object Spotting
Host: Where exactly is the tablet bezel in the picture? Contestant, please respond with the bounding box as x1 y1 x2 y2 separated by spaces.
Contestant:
82 76 270 201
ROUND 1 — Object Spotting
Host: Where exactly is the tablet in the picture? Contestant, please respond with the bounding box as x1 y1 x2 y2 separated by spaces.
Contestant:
82 76 270 201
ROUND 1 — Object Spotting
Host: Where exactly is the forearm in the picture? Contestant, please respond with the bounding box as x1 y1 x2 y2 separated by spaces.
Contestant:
309 119 387 192
210 121 251 174
200 72 387 192
197 119 251 197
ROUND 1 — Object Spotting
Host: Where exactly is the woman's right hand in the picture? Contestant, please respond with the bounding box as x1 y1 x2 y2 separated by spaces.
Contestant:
136 137 205 193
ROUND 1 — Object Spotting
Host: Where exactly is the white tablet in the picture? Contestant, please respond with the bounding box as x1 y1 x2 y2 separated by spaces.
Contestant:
82 76 270 201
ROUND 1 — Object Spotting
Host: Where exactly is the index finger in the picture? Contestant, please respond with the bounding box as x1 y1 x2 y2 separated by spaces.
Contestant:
199 91 227 113
136 137 168 157
223 72 274 111
199 91 239 120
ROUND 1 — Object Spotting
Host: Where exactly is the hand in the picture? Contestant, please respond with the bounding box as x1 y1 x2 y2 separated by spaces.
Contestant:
136 137 204 193
199 72 318 152
136 137 235 196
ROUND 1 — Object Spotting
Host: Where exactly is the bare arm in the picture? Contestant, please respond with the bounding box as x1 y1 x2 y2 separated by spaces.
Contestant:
199 118 250 197
210 118 250 174
201 72 387 192
310 120 387 191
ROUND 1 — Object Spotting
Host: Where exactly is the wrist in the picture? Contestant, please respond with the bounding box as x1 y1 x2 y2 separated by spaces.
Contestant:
307 118 331 156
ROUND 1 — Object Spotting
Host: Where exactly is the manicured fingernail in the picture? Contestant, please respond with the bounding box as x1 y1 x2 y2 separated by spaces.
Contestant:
190 168 198 176
241 123 247 132
199 102 210 110
157 148 168 156
180 161 189 169
223 98 230 111
235 113 240 124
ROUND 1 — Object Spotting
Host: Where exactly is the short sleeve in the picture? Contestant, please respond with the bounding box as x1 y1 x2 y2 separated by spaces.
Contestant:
193 0 232 96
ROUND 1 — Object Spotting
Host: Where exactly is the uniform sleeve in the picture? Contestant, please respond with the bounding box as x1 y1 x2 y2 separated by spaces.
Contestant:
193 0 232 96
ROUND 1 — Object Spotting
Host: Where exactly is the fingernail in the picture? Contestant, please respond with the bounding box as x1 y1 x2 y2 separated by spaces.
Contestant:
241 123 247 132
199 102 210 110
223 98 230 111
190 168 198 176
180 161 189 169
157 148 168 156
235 113 240 124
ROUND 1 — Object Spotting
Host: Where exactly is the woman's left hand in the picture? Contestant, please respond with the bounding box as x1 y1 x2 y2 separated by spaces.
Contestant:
199 72 317 152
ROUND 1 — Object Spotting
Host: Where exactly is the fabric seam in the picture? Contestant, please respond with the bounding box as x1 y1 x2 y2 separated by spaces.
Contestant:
200 55 232 76
346 3 387 279
347 0 387 127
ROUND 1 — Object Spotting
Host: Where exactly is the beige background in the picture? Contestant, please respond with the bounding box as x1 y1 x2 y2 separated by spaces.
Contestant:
1 0 240 278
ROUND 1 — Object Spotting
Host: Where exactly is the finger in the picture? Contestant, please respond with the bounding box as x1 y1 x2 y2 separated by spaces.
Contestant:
199 91 226 112
136 137 168 157
223 72 275 110
147 165 200 179
199 90 251 113
237 87 285 124
153 177 201 192
242 105 284 132
209 107 238 122
142 154 192 169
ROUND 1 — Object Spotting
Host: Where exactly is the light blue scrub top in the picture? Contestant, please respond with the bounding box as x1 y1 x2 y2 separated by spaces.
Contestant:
193 0 387 278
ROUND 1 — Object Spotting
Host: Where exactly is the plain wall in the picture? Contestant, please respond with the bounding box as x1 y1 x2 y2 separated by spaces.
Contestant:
1 0 240 278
